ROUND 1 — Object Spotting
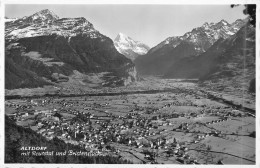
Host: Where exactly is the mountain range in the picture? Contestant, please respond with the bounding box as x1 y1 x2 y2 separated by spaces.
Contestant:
114 33 150 61
164 24 255 80
135 17 255 93
5 9 255 94
5 9 137 89
135 18 248 75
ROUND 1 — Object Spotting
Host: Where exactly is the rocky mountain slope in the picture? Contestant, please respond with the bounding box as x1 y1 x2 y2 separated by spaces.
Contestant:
114 33 150 61
165 23 255 94
135 19 247 75
165 24 255 78
5 9 137 89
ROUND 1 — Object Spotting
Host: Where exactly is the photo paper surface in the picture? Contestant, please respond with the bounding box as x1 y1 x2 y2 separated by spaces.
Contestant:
1 0 259 167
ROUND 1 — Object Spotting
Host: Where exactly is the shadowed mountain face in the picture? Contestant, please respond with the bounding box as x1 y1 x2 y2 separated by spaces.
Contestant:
135 41 197 75
135 19 247 75
5 9 136 89
164 24 255 93
165 24 255 79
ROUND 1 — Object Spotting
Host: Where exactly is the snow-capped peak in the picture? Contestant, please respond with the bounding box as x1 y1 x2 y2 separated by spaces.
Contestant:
5 9 100 40
36 9 57 16
118 32 127 37
220 19 229 25
115 32 133 44
151 18 247 55
5 17 18 22
202 22 209 26
23 9 59 24
114 33 150 60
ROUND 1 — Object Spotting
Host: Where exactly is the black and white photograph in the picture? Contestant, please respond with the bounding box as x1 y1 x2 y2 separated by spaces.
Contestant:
1 0 259 166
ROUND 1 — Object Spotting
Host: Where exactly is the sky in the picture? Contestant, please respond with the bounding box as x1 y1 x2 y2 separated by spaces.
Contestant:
5 4 246 47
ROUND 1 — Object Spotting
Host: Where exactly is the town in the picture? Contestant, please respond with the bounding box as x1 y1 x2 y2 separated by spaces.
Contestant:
5 81 256 164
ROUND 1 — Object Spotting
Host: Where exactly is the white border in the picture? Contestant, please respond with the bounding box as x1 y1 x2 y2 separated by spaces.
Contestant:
1 0 260 5
0 0 259 168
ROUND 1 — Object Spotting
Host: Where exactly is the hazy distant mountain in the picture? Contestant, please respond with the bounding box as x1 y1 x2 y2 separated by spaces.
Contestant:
5 9 137 89
114 33 150 61
135 19 248 75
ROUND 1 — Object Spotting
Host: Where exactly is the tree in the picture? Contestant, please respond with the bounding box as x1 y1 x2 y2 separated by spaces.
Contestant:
231 4 256 27
206 145 213 164
249 78 256 93
249 131 256 138
173 138 177 144
53 112 62 119
231 4 256 94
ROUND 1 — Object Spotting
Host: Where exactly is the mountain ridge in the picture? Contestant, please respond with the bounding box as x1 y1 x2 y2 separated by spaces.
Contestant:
5 9 137 90
164 23 255 94
135 18 248 75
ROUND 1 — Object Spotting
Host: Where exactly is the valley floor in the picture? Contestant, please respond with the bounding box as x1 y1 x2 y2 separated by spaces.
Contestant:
5 76 255 164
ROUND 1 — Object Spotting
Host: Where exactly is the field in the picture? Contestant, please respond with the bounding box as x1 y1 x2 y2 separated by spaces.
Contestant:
5 77 255 164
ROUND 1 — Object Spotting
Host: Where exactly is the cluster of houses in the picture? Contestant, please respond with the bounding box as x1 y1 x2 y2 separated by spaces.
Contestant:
6 93 253 165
